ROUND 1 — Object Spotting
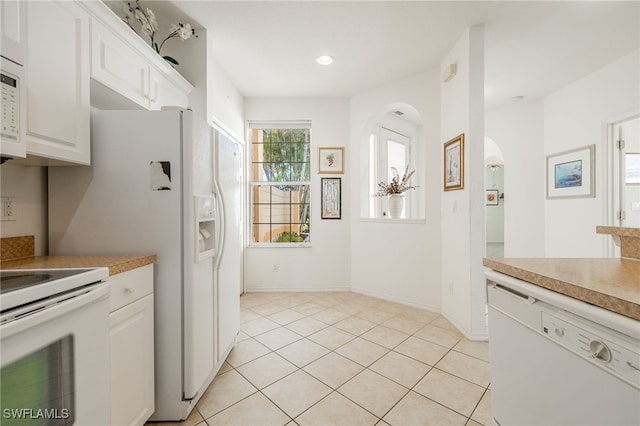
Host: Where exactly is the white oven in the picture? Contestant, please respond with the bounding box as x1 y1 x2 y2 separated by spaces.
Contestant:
0 268 111 425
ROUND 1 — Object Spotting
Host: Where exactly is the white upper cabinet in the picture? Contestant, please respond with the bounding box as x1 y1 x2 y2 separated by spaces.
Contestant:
25 0 90 165
6 0 192 166
1 0 26 65
149 68 190 111
87 2 192 111
90 17 150 109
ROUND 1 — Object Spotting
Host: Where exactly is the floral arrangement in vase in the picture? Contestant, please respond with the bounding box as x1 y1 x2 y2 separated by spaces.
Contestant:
120 0 197 65
375 165 418 197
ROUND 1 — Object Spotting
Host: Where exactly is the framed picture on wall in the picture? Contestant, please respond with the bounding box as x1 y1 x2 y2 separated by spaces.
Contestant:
546 144 595 199
485 189 499 206
321 178 341 219
443 134 464 191
319 147 345 174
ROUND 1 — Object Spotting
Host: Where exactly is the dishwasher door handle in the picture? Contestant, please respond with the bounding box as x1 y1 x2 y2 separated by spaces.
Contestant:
487 282 542 330
490 283 537 305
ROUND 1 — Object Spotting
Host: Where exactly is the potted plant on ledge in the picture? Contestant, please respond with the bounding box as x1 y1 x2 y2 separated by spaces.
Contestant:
120 0 197 66
375 165 418 218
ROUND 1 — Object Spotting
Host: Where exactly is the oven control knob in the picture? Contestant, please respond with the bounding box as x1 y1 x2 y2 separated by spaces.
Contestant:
590 340 612 363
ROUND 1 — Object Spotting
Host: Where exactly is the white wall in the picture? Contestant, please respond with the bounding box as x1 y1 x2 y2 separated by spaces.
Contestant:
162 26 245 140
0 164 48 255
244 98 351 291
544 50 640 257
206 47 245 139
486 100 545 257
349 69 442 311
440 27 487 339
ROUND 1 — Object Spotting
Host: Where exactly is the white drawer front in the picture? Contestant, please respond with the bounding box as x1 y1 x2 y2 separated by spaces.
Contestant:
109 264 154 312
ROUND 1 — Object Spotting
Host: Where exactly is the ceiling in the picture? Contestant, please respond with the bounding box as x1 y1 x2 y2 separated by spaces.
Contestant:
164 1 639 108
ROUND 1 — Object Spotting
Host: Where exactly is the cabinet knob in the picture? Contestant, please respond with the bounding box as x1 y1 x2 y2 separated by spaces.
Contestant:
125 284 136 293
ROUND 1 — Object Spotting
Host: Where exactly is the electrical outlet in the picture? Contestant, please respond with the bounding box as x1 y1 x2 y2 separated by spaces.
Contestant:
1 197 16 221
272 264 279 272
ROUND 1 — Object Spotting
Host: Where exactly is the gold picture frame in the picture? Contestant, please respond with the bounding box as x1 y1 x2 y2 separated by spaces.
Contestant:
444 134 464 191
319 147 344 174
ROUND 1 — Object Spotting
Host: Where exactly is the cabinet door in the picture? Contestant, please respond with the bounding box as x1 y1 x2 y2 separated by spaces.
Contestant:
25 1 90 164
91 17 150 109
0 0 26 65
110 294 155 426
149 68 189 111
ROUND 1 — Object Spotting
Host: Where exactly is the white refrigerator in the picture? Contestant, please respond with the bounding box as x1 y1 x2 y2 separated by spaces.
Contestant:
48 109 242 421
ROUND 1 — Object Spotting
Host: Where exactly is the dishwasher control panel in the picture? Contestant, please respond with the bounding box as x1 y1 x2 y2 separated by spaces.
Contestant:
542 311 640 389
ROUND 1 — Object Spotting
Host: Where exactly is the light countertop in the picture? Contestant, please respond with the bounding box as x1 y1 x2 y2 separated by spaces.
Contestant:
1 255 156 276
483 257 640 321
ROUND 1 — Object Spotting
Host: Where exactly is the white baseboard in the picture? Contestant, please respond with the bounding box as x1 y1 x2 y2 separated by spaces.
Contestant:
350 286 440 314
440 311 489 342
244 285 351 293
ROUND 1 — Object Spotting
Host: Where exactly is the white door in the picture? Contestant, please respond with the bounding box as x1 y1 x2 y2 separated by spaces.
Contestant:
215 130 243 362
613 117 640 230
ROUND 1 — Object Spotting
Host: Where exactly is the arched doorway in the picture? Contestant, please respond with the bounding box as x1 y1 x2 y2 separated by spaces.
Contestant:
485 136 504 257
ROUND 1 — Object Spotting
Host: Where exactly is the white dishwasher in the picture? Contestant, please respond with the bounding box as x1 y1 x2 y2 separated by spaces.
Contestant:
486 269 640 426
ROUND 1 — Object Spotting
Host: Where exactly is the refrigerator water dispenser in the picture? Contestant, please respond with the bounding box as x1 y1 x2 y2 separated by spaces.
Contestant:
195 195 216 261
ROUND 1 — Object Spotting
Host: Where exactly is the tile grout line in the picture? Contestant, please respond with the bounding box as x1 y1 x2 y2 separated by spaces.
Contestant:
242 298 489 388
229 292 490 426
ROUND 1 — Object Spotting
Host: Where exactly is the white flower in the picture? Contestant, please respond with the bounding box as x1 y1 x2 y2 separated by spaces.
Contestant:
146 8 159 32
120 2 133 23
177 23 193 41
121 0 196 65
133 7 145 22
140 20 154 37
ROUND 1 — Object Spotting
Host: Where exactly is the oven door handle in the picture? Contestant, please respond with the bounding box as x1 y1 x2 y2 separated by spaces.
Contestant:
0 282 109 338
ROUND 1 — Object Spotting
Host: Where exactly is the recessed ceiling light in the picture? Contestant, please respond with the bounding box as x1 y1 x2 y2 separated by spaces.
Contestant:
316 55 334 65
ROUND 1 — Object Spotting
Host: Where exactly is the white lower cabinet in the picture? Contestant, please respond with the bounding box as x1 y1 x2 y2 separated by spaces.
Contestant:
109 264 155 426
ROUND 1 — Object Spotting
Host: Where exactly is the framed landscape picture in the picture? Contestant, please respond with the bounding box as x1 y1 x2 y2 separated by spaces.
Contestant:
444 134 464 191
319 147 344 174
546 144 595 199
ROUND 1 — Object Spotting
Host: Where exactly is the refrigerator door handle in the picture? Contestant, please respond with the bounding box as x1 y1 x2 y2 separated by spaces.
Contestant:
213 180 226 272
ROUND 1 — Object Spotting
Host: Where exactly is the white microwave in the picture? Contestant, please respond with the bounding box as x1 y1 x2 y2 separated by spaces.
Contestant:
0 56 26 159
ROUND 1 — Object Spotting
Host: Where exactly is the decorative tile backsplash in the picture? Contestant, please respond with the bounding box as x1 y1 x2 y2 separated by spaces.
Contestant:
0 235 35 261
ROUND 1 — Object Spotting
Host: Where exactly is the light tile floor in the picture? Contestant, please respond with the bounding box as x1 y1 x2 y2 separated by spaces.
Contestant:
150 291 492 426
